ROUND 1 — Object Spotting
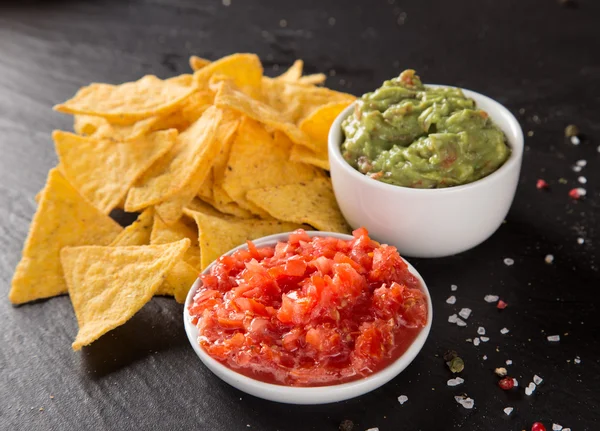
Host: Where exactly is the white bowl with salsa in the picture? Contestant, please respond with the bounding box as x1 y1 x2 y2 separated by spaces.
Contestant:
183 230 432 404
329 72 524 258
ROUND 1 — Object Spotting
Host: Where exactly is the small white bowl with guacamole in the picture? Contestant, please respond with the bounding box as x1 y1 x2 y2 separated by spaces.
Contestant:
328 70 524 258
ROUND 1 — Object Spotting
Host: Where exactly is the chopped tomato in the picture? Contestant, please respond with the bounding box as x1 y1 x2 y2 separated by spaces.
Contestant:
190 228 428 387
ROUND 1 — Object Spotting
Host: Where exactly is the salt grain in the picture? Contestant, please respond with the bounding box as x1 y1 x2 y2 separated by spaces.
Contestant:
545 254 554 264
454 395 474 409
573 165 582 172
366 428 379 431
446 295 457 305
447 377 464 387
576 159 587 167
398 395 408 405
576 187 587 196
458 308 472 319
547 335 560 342
500 327 510 335
448 314 458 324
473 337 480 346
525 382 536 396
477 326 486 335
563 428 571 431
506 359 513 366
451 284 458 291
574 357 581 364
456 318 467 327
571 136 580 145
480 336 489 342
513 378 519 387
483 355 488 360
552 424 563 431
484 294 499 303
578 176 587 184
577 237 585 244
504 258 514 266
503 407 513 416
533 375 543 385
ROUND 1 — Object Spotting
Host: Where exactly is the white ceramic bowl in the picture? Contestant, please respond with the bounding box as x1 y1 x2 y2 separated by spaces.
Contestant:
183 231 432 405
329 86 524 258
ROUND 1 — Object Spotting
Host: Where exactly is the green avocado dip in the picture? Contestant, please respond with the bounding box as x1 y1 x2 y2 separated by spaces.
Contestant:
341 70 511 188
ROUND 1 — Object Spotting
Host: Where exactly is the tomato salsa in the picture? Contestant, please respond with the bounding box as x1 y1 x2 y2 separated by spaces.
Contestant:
188 228 428 387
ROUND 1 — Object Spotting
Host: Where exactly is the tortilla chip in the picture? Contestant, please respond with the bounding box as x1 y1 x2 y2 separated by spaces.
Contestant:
73 115 158 141
125 106 223 212
189 55 211 71
194 53 263 98
154 109 238 224
151 213 200 269
261 77 355 124
246 177 350 233
54 75 195 123
300 101 351 148
159 259 199 303
298 74 327 86
213 79 319 152
150 91 214 133
9 169 122 304
276 60 303 82
185 209 303 269
54 129 178 214
222 119 320 215
201 186 254 219
290 145 329 170
61 238 190 350
109 208 154 246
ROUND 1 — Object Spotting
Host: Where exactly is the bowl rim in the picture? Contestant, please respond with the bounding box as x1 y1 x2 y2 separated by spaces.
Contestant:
183 231 433 405
328 84 524 195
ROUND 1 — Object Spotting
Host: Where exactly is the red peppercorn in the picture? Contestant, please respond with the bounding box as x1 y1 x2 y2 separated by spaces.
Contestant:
531 422 546 431
498 377 515 390
497 300 508 309
569 188 581 199
536 179 548 190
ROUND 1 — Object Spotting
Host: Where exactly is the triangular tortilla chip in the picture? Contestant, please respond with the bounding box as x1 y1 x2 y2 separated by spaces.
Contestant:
185 209 303 270
151 213 200 269
298 74 327 86
189 55 211 71
54 75 195 123
299 101 352 154
154 109 238 224
193 53 263 98
54 129 178 213
61 239 190 350
125 106 223 212
276 60 304 82
73 115 158 141
109 208 154 246
290 145 329 170
9 169 122 304
246 177 350 233
222 119 321 216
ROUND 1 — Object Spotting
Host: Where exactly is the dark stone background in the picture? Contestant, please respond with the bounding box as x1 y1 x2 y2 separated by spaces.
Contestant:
0 1 598 430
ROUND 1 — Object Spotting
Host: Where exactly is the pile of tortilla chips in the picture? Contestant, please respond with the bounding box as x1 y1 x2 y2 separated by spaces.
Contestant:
9 53 354 351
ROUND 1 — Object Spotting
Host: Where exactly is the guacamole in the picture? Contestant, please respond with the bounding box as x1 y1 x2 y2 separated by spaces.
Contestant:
341 70 511 188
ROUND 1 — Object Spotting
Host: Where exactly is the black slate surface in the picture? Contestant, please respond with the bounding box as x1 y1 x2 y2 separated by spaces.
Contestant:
1 1 599 430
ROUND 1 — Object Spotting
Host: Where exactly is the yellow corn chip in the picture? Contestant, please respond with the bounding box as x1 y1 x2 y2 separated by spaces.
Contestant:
125 106 223 212
61 238 190 350
151 213 200 269
109 208 154 246
194 53 263 98
290 145 329 170
154 109 238 224
150 91 214 133
54 129 178 214
54 75 195 123
9 169 122 304
276 60 304 82
298 74 327 86
298 100 351 154
160 259 199 303
189 55 211 71
197 170 214 202
246 177 350 233
222 120 321 215
185 209 303 270
73 115 158 141
200 187 254 219
212 79 319 152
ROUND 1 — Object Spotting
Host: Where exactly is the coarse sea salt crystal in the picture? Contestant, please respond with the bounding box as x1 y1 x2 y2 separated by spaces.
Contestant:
484 295 499 303
506 359 513 366
500 327 510 335
459 308 472 319
533 375 543 385
513 378 519 387
563 428 571 431
571 136 580 145
575 187 587 197
547 335 560 342
456 318 467 327
578 176 587 184
398 395 408 405
454 396 474 409
577 237 585 244
480 336 489 342
451 284 458 291
504 258 514 266
477 326 486 335
552 424 563 431
473 337 480 346
447 377 464 387
483 355 488 360
545 254 554 264
503 407 513 416
574 357 581 364
366 428 379 431
446 295 457 305
448 314 458 323
573 165 582 172
525 382 536 396
576 159 587 167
